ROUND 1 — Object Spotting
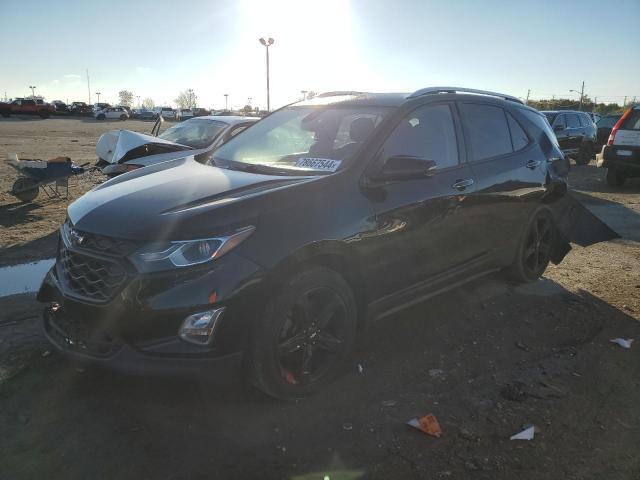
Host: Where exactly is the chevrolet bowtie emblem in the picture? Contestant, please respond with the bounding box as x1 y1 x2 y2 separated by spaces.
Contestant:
69 228 85 246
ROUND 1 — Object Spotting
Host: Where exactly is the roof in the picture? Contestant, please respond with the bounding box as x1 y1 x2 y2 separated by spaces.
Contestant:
194 115 260 126
540 110 586 114
296 93 410 108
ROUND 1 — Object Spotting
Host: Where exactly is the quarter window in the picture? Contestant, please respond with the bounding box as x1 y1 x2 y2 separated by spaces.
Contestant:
380 104 459 170
459 103 512 161
506 112 529 151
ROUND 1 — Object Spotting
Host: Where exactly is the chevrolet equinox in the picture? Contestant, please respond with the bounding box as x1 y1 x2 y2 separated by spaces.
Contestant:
38 87 571 399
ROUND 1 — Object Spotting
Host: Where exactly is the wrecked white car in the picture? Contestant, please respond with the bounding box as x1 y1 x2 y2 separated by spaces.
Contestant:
95 115 259 177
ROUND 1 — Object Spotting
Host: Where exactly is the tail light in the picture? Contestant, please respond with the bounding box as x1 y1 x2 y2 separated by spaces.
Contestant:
607 108 633 146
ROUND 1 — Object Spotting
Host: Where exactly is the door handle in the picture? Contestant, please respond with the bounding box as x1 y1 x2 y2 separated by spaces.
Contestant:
526 159 541 169
452 178 474 191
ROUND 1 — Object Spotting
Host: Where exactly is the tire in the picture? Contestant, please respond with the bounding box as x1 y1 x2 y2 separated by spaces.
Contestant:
606 167 625 187
97 114 105 120
38 110 50 119
508 208 556 283
11 177 39 202
247 266 358 400
575 142 593 165
0 110 10 118
119 114 127 121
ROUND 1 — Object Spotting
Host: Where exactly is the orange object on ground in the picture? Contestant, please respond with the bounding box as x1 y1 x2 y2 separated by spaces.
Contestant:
408 413 442 437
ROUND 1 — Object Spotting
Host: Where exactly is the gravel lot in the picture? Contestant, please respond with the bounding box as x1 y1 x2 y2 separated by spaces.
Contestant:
0 117 639 479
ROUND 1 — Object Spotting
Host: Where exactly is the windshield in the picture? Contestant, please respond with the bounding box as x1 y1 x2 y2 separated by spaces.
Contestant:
543 112 558 124
158 119 227 149
212 106 389 174
597 115 621 128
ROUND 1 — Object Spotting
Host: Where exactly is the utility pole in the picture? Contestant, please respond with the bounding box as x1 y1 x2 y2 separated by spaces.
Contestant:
579 80 584 111
224 94 228 111
301 90 308 101
594 96 598 113
259 37 275 111
525 89 530 105
137 95 140 107
86 69 91 104
623 96 627 108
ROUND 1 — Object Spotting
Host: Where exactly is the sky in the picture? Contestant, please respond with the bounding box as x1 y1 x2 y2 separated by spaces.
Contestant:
1 0 638 110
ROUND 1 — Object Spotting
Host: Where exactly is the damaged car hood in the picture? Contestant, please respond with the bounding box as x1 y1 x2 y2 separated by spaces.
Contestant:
68 157 314 241
96 129 193 164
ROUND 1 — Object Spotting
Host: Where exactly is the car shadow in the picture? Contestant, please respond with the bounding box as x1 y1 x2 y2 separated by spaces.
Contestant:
0 201 44 227
1 273 638 478
0 230 58 267
570 190 640 242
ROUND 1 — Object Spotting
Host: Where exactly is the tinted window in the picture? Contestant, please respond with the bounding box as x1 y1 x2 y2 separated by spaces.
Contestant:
621 110 640 130
460 103 512 161
580 113 592 127
381 103 459 169
520 108 560 148
506 112 529 151
566 114 580 128
553 114 566 128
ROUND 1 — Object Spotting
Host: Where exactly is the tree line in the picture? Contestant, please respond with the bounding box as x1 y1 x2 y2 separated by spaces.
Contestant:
527 96 632 115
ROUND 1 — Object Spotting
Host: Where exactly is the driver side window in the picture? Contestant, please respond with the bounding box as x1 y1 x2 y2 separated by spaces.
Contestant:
380 104 459 170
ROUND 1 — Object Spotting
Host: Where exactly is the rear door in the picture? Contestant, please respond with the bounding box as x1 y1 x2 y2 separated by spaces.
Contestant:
457 101 547 267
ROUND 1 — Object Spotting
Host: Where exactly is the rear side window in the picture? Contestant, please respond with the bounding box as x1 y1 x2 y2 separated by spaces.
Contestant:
459 103 512 161
566 114 580 128
580 113 592 126
519 108 560 148
506 112 529 151
621 110 640 130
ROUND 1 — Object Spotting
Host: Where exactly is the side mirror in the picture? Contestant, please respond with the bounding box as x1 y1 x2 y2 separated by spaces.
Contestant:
554 124 565 132
375 155 437 180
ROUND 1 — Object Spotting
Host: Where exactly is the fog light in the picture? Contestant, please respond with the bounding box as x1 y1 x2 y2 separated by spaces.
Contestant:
178 308 225 346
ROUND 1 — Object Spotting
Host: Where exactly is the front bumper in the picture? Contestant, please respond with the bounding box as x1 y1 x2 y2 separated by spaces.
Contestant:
37 250 264 376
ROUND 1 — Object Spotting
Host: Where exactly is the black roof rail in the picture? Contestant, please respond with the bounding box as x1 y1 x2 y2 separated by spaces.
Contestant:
408 86 524 105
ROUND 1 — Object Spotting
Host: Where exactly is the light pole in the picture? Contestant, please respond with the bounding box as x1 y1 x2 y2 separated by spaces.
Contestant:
96 92 101 103
569 81 585 111
301 90 308 101
137 95 140 107
29 85 36 97
259 37 274 111
224 94 228 111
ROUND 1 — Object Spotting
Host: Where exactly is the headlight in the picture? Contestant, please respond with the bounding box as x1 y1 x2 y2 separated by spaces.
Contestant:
130 226 255 273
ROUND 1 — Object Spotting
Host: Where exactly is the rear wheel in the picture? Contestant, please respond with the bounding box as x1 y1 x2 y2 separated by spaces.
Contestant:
119 114 127 121
508 209 556 283
96 114 105 120
606 167 625 187
576 142 593 165
12 177 39 202
248 266 357 400
0 109 10 118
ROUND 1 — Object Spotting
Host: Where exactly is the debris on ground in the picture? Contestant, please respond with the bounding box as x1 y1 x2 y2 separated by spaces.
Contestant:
428 368 445 379
610 338 634 349
342 423 353 431
510 425 536 441
408 413 442 438
381 400 398 407
357 364 364 374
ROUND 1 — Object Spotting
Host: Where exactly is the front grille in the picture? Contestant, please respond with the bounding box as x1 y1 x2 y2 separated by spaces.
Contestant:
46 307 121 357
58 243 128 302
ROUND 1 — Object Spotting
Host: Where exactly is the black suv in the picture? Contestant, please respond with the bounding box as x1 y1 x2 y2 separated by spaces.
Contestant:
38 87 571 399
542 110 597 164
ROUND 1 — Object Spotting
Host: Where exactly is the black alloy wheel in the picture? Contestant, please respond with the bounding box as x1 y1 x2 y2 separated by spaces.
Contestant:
509 209 556 283
248 266 357 399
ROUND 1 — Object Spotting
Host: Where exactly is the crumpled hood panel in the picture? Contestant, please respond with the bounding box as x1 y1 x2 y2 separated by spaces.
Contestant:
96 129 191 164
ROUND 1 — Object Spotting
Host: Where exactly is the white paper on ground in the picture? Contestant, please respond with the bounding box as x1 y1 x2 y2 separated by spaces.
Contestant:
510 426 535 441
610 338 634 349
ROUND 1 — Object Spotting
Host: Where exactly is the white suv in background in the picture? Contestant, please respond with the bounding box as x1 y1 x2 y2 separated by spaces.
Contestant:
155 107 176 120
95 106 129 121
598 105 640 186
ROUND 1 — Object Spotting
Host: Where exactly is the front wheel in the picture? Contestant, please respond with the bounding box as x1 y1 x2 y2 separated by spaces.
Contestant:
508 209 556 283
248 266 358 400
119 114 127 121
96 114 105 120
606 167 625 187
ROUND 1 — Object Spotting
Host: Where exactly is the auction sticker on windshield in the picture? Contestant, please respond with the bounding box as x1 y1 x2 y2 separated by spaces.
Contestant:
295 158 342 172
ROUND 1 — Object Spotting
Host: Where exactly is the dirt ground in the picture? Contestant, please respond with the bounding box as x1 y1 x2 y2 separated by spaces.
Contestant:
1 117 639 479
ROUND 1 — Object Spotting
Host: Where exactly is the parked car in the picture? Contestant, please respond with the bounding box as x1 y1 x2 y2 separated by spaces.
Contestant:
69 101 93 115
178 108 195 120
192 107 210 117
586 112 601 124
597 105 640 186
595 114 622 148
95 115 258 176
541 110 597 164
51 100 70 114
38 87 573 399
155 107 176 120
136 109 158 120
0 98 55 118
94 102 111 112
95 106 129 121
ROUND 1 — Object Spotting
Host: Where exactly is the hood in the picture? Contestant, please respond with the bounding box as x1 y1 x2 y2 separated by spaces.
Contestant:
96 129 192 164
68 157 312 241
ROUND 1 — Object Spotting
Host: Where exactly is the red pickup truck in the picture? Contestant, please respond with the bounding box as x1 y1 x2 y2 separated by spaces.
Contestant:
0 98 56 118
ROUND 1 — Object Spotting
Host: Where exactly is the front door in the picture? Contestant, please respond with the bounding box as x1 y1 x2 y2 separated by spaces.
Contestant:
365 102 484 301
